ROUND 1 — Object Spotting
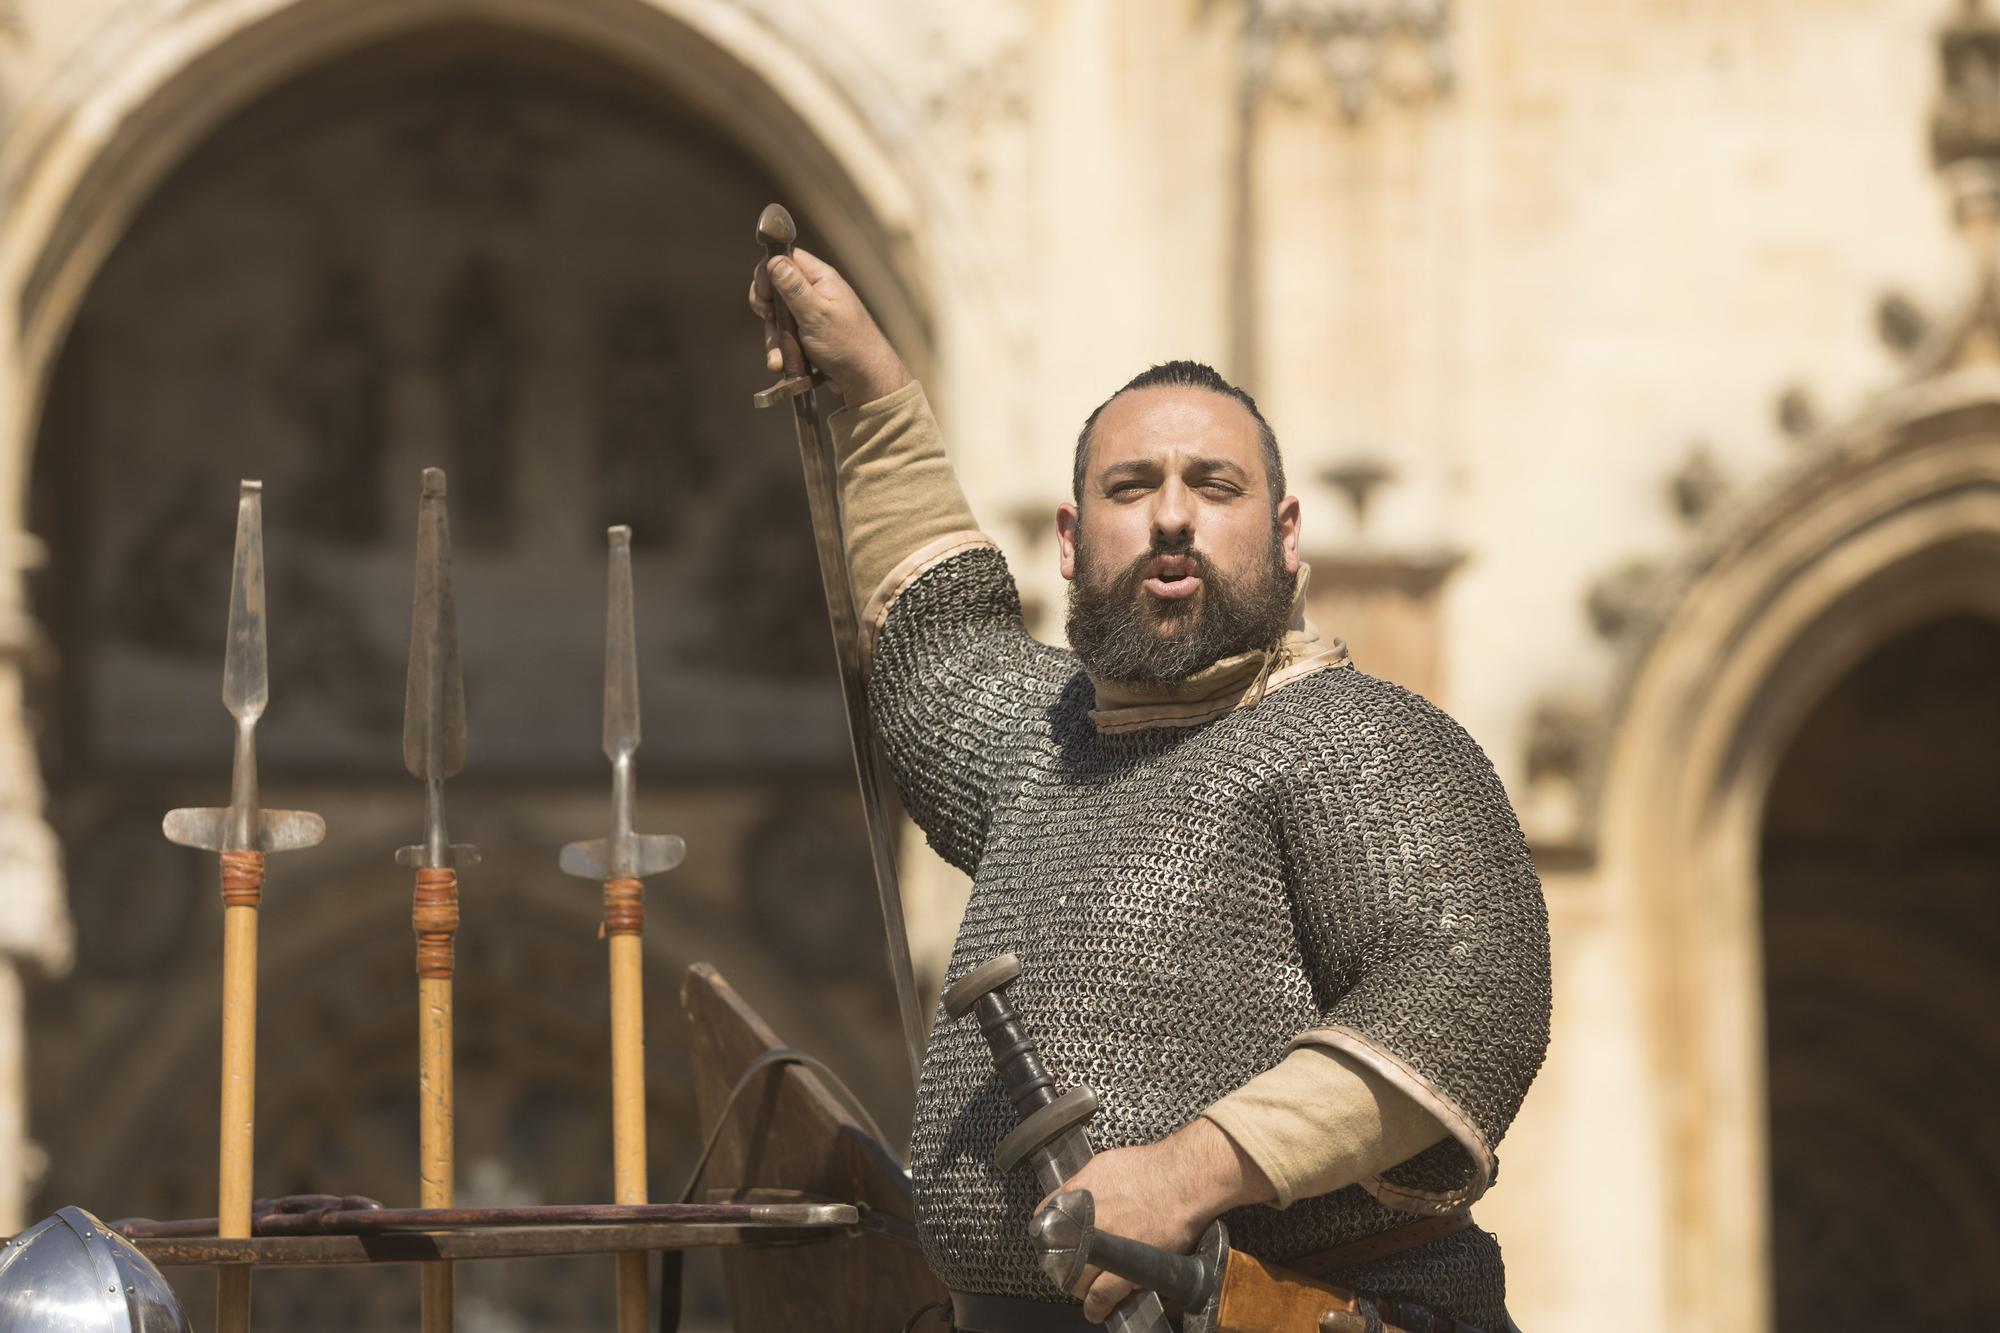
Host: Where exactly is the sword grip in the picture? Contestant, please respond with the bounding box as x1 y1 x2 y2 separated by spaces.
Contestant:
972 988 1060 1116
757 209 811 384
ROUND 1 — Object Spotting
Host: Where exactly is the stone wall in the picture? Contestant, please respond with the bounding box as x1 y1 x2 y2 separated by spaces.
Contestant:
0 3 1993 1330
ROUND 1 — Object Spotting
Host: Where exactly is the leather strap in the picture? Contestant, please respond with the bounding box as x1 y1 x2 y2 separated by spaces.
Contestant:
948 1289 1097 1333
1286 1211 1475 1279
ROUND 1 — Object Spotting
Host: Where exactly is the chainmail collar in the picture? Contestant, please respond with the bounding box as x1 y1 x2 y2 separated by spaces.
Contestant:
1087 563 1353 735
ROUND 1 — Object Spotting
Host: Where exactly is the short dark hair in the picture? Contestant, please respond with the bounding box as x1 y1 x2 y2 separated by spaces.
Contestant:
1072 360 1286 506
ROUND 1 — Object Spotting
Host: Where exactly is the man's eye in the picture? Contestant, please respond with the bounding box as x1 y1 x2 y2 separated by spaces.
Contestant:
1199 481 1240 496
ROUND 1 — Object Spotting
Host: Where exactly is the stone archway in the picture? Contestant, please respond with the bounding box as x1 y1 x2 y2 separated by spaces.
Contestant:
1600 383 2000 1331
0 1 968 1245
1758 611 2000 1330
6 7 948 1328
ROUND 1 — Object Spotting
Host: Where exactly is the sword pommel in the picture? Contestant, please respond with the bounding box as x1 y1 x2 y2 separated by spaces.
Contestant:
756 204 797 250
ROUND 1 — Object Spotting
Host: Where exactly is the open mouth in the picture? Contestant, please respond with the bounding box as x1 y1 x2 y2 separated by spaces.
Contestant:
1141 553 1203 601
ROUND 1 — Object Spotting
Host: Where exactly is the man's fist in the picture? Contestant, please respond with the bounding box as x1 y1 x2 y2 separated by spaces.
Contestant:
748 246 912 406
1037 1117 1275 1323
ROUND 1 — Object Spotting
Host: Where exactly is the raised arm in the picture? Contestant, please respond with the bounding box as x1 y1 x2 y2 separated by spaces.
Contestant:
749 246 1068 872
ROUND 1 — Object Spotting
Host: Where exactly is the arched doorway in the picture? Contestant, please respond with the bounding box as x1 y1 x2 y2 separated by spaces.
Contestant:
1759 612 2000 1329
1601 389 2000 1330
22 20 925 1329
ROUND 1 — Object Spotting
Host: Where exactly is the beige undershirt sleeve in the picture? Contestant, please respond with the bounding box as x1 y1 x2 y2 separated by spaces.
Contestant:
1201 1045 1450 1210
827 380 982 608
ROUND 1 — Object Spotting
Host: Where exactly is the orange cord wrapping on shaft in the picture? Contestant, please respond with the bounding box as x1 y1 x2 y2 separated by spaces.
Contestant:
412 867 460 979
602 876 644 938
219 849 265 908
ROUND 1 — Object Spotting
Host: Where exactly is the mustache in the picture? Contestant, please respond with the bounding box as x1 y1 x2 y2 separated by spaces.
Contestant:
1107 539 1208 586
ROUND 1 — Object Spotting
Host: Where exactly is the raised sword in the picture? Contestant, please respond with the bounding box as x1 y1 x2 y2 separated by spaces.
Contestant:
162 480 326 1333
560 525 685 1333
752 202 926 1089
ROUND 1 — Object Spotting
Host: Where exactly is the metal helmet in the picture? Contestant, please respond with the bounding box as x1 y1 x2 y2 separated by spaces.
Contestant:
0 1206 189 1333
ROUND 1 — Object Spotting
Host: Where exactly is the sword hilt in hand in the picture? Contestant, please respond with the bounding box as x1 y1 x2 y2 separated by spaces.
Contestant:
946 957 1171 1333
1031 1190 1225 1315
754 204 822 404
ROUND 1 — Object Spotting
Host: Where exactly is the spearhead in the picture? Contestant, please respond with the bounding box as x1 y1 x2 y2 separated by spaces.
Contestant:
397 469 477 871
163 480 326 857
561 527 683 884
603 526 639 765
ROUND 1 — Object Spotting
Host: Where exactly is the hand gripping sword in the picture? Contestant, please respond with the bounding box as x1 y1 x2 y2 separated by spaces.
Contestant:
753 203 927 1090
395 469 477 1333
942 956 1173 1333
162 480 326 1333
560 526 686 1333
1030 1191 1416 1333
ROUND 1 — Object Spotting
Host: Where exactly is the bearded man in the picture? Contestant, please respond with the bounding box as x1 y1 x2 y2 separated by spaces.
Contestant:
751 249 1550 1333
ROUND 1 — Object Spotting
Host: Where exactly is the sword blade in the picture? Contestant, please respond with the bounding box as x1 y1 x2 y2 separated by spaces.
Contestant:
403 469 467 783
791 390 928 1088
757 203 924 1086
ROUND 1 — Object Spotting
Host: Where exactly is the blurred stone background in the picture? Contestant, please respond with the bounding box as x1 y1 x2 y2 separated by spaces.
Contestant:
0 2 1994 1330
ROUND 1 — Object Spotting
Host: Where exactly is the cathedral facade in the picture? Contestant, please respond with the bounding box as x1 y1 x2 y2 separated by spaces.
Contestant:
0 2 1993 1330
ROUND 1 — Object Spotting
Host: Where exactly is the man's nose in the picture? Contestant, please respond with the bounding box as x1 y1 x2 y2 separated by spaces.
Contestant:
1151 479 1193 545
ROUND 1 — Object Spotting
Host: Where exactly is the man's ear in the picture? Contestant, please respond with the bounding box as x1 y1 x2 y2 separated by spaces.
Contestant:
1056 503 1080 580
1277 495 1302 574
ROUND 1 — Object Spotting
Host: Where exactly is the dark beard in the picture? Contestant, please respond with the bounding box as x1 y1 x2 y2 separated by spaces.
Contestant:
1065 526 1294 687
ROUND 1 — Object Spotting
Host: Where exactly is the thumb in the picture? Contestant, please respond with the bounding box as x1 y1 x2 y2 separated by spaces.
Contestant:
767 255 815 311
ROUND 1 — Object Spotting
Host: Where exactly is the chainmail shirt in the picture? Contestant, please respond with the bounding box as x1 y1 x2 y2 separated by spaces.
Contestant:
874 542 1552 1328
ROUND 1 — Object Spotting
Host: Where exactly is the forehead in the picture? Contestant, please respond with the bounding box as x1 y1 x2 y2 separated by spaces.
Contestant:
1088 385 1265 477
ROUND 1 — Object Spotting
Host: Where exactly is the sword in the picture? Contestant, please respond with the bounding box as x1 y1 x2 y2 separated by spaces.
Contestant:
752 202 926 1089
162 480 326 1333
560 525 685 1333
395 468 476 1333
1030 1191 1411 1333
942 956 1173 1333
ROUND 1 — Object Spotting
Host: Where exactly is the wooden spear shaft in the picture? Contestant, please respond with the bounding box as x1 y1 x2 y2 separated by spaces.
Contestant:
216 851 264 1333
414 868 459 1330
605 877 647 1333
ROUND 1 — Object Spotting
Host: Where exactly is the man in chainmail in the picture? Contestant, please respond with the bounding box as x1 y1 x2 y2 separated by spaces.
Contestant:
750 251 1550 1333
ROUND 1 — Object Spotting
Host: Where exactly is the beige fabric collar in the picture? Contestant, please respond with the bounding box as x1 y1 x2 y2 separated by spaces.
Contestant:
1087 564 1353 735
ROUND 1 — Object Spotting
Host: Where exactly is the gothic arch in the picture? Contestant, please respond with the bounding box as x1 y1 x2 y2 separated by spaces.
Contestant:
0 0 961 1270
1599 372 2000 1331
0 0 951 506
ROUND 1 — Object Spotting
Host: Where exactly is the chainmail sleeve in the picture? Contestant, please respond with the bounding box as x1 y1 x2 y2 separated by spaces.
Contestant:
1273 670 1553 1214
865 545 1075 874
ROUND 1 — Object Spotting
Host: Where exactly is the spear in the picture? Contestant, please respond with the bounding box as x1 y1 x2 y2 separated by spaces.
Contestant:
394 468 476 1333
560 526 686 1333
162 480 326 1333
